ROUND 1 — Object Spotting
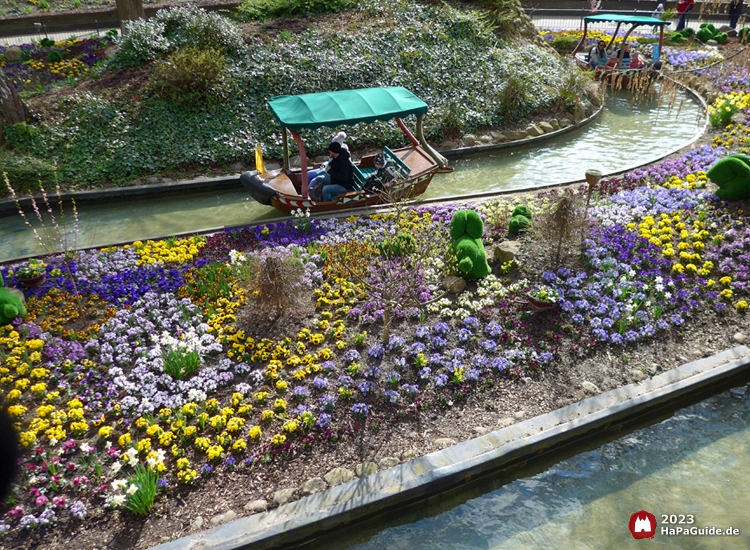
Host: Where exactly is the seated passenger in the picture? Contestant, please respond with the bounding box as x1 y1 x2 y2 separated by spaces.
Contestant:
630 51 645 69
604 54 619 71
308 131 348 201
321 142 355 202
588 41 608 69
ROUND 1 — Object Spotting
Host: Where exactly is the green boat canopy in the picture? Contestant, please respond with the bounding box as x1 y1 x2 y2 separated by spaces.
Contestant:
584 13 670 26
267 86 429 131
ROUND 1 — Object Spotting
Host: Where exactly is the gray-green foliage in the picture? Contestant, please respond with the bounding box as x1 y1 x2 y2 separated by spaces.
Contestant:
113 6 245 67
20 0 591 187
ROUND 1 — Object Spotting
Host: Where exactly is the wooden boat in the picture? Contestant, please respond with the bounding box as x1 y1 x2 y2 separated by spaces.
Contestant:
572 14 669 88
241 87 449 215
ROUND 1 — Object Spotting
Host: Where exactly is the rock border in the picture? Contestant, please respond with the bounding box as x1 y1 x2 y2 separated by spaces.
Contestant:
149 346 750 550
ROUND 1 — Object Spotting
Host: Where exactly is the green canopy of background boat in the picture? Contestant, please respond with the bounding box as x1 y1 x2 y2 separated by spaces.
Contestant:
572 13 671 69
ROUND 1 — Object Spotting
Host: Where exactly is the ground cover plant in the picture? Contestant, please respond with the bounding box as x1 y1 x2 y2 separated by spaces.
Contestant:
1 1 597 192
1 79 750 546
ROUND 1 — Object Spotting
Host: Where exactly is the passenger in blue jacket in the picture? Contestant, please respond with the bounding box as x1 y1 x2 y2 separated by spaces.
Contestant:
322 142 355 202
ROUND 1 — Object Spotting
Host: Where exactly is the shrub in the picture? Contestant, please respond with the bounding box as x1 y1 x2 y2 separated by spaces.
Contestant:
48 50 63 63
739 27 750 43
550 35 579 54
236 0 356 20
235 250 313 325
149 46 231 105
113 6 244 67
0 152 54 195
39 38 55 47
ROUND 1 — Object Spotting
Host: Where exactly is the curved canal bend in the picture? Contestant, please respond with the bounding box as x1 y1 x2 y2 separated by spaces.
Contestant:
1 89 704 262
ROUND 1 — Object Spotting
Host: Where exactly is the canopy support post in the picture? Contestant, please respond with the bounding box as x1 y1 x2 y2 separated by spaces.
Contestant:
414 115 448 169
658 25 664 56
282 128 290 172
396 117 420 147
572 20 588 56
290 130 309 199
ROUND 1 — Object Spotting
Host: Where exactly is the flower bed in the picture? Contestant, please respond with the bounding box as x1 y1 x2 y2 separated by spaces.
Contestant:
2 27 750 550
2 102 750 543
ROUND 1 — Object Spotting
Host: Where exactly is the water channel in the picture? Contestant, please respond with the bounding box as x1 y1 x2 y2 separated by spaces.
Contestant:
303 384 750 550
1 89 704 262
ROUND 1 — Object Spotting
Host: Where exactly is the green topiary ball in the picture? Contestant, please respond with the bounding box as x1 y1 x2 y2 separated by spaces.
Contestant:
508 214 531 235
670 34 685 44
679 27 694 38
40 37 55 47
696 28 714 43
48 50 63 63
511 205 532 219
715 32 728 44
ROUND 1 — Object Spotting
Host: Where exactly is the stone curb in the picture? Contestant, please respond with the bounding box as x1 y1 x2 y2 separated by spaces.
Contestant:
440 104 604 159
149 346 750 550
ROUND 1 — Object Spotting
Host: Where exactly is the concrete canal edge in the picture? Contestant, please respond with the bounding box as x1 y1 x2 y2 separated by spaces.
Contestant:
150 346 750 550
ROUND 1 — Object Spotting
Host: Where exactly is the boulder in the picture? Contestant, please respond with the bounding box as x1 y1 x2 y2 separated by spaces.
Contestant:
439 140 459 150
479 134 493 144
299 477 327 496
507 130 529 141
549 119 560 130
272 487 297 506
354 462 378 478
538 121 555 133
378 457 400 470
560 119 572 128
442 275 466 294
229 161 245 172
244 499 268 513
490 131 507 142
289 155 302 167
400 449 418 462
462 134 478 146
525 124 544 137
494 240 522 264
324 467 355 487
4 47 22 62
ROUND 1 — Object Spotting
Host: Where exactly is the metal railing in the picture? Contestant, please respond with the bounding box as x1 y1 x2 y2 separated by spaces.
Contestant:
0 20 120 46
526 7 745 31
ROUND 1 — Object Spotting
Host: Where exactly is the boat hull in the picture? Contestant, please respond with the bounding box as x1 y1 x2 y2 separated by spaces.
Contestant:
270 172 435 215
245 144 440 215
239 170 276 206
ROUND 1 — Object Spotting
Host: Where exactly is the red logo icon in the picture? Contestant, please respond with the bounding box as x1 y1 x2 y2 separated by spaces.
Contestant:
629 510 657 539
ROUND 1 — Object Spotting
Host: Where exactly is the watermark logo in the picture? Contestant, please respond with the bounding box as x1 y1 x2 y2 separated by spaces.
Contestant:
629 510 657 539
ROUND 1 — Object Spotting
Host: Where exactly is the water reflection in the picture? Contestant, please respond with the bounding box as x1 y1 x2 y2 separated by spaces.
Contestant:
336 386 750 550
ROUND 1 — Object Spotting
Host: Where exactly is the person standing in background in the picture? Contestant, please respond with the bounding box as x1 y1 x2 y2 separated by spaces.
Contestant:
728 0 744 29
676 0 695 31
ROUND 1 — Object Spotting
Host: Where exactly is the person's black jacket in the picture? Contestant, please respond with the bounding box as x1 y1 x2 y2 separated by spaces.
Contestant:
328 149 354 190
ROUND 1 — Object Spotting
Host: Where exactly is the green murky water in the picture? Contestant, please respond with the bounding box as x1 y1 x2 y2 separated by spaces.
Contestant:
1 89 703 262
